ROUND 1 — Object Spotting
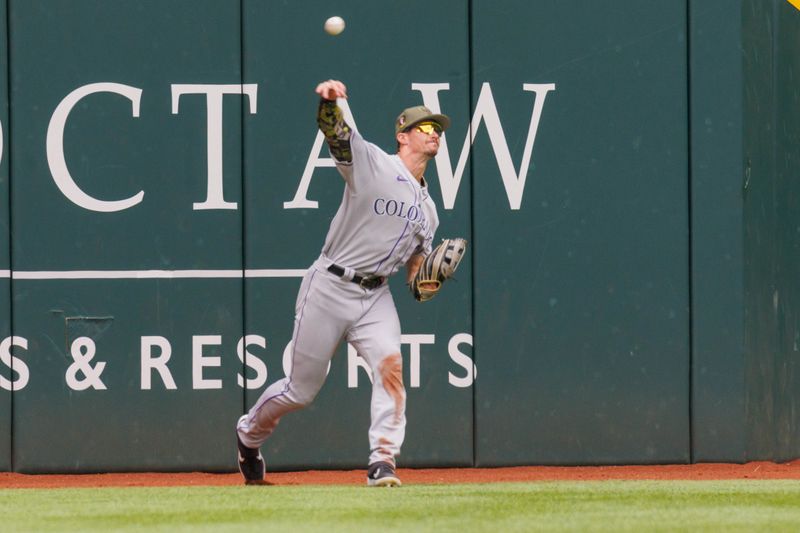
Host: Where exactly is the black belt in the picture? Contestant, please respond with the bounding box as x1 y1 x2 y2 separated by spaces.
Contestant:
327 264 386 290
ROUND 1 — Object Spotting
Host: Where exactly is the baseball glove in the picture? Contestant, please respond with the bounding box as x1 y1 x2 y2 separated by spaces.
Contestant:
411 238 468 302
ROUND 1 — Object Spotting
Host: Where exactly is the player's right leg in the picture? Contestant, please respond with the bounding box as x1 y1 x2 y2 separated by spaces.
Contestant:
236 267 351 483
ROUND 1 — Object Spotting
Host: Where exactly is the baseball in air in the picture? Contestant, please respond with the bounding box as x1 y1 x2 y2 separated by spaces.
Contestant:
324 16 345 36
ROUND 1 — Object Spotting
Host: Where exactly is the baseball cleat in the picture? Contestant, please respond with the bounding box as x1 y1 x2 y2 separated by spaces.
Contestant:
237 433 267 485
366 461 402 487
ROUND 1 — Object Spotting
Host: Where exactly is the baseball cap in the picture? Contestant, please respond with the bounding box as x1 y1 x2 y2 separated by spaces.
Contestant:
395 105 451 134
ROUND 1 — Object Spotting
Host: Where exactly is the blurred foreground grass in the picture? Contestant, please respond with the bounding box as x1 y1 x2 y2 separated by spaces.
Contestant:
2 480 800 532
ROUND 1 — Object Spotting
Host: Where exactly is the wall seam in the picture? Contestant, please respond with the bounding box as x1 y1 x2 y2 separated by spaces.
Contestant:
686 0 695 465
239 0 247 416
467 0 476 468
5 0 13 473
770 0 779 460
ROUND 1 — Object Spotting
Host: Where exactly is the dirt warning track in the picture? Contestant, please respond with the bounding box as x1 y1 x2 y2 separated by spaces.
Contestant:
1 462 800 489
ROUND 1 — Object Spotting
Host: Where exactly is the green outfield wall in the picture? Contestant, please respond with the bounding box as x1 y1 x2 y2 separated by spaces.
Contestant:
0 0 797 473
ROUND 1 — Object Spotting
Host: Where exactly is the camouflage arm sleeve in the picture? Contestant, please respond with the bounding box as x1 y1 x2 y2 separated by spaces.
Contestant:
317 99 353 163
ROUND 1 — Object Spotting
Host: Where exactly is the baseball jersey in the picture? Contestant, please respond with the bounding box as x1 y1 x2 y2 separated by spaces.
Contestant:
321 129 439 278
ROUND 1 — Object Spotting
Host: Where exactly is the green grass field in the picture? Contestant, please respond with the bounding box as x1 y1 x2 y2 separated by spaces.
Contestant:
1 480 800 532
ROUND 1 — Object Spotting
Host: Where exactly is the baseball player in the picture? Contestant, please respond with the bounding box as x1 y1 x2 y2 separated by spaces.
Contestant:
236 79 450 487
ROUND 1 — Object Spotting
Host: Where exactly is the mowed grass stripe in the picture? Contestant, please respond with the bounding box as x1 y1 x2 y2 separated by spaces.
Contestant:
1 480 800 532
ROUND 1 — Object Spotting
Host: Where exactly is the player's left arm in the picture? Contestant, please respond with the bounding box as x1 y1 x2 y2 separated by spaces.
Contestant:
405 253 425 285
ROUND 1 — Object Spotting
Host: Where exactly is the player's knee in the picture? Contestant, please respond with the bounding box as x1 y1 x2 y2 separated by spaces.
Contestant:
288 384 322 408
293 391 318 408
378 353 405 394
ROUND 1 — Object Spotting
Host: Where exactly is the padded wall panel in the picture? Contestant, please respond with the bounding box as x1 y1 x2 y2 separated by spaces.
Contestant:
473 0 691 465
9 0 244 472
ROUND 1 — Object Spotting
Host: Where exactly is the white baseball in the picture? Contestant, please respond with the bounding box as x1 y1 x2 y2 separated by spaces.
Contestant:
324 16 345 36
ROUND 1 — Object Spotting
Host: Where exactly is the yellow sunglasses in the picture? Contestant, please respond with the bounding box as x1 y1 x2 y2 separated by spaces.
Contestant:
413 122 443 135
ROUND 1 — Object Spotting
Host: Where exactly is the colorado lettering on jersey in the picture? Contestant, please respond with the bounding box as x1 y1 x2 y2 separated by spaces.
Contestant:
373 197 429 232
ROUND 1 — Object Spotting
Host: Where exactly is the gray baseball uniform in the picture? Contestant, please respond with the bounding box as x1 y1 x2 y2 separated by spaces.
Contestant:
237 102 439 468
